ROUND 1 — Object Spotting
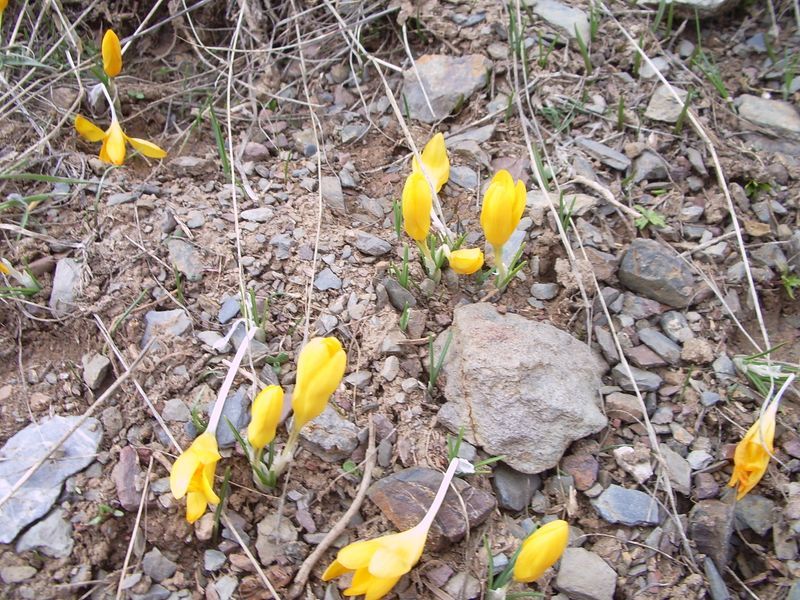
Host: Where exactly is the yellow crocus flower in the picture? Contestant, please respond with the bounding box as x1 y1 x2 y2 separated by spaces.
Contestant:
448 247 484 275
480 170 527 248
411 132 449 193
513 519 569 583
170 432 221 523
247 385 284 451
728 401 778 500
0 260 10 275
102 29 122 77
401 171 432 242
291 337 346 432
75 115 166 166
0 0 8 15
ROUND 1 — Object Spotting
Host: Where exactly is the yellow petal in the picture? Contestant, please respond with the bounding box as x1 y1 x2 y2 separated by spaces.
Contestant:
0 0 8 15
127 136 167 159
0 260 10 275
169 450 199 500
344 567 374 596
363 575 401 600
102 29 122 77
248 385 284 450
292 337 346 431
105 120 126 165
412 132 449 193
367 528 427 579
337 539 381 570
480 170 520 248
513 520 570 583
191 432 222 464
448 247 484 275
401 171 432 242
200 461 221 505
75 115 106 142
322 560 350 581
185 491 207 523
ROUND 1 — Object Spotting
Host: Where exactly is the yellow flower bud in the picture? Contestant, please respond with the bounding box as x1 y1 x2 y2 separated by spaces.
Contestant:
480 170 527 248
291 337 346 431
247 385 284 451
448 247 484 275
513 519 569 583
401 171 432 242
169 432 221 523
728 401 778 500
102 29 122 78
411 132 449 193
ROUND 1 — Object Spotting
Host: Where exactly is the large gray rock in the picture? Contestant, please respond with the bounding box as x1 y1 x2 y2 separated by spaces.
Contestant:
618 238 699 308
435 303 607 474
556 548 617 600
0 416 103 543
402 54 492 123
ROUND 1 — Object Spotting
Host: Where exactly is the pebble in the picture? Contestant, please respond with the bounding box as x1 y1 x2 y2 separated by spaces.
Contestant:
704 557 731 600
638 328 682 365
112 446 142 511
531 0 590 40
712 354 736 378
605 392 644 423
167 238 204 281
694 472 719 499
645 84 689 123
255 514 298 565
163 398 191 422
185 210 205 228
561 453 599 491
82 353 111 390
687 450 714 470
640 56 671 79
576 137 631 170
611 364 663 392
591 484 662 526
320 176 346 215
211 575 238 600
555 548 617 600
625 345 667 369
659 443 691 495
448 165 479 190
344 371 372 389
380 356 400 382
680 338 715 364
354 232 392 256
632 151 669 182
314 268 342 291
613 445 653 484
49 258 81 317
736 94 800 137
688 500 735 567
618 239 698 308
660 311 694 343
16 509 74 558
212 386 250 448
0 566 37 584
218 297 241 324
204 549 227 572
101 406 124 436
530 283 559 300
491 463 541 512
142 547 177 583
444 572 481 599
299 405 359 462
141 309 191 349
734 494 776 536
382 277 416 310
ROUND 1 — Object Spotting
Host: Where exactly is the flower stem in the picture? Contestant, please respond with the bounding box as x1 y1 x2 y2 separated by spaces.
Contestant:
493 244 507 282
207 326 258 435
419 457 463 532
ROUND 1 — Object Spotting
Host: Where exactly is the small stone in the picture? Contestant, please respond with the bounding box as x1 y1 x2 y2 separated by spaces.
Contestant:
640 56 671 79
142 309 191 349
355 232 392 256
531 283 559 300
167 238 204 281
16 509 74 558
632 151 669 183
112 446 142 511
712 355 736 378
689 500 735 567
660 311 694 343
611 364 662 392
211 575 238 600
320 176 346 215
341 123 368 143
241 207 274 223
382 277 416 311
704 557 731 600
203 549 228 573
736 94 800 137
659 443 691 495
449 165 479 190
638 328 682 365
344 371 372 389
194 513 215 541
618 239 698 308
734 494 776 536
163 398 191 422
142 547 177 583
645 84 689 124
492 463 541 512
242 142 269 161
49 258 81 317
218 297 241 324
256 513 298 566
625 345 667 369
314 268 342 291
694 472 719 499
299 405 358 462
531 0 590 40
380 356 400 382
101 406 123 436
0 566 37 584
687 450 714 470
605 392 644 423
555 548 617 600
681 338 714 364
576 138 631 171
613 445 654 484
213 387 250 449
561 454 599 491
592 484 662 526
444 572 481 599
82 353 111 390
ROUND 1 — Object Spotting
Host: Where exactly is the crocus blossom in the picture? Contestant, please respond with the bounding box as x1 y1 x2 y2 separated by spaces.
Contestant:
102 29 122 77
728 401 779 500
401 171 432 242
448 247 484 275
480 170 526 249
411 132 449 193
512 519 569 583
75 115 166 166
290 337 346 432
0 0 8 15
170 432 221 523
247 385 284 451
0 258 36 289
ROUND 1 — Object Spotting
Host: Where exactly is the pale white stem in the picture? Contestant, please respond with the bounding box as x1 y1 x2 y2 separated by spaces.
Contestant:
418 458 465 532
100 82 117 122
207 326 257 435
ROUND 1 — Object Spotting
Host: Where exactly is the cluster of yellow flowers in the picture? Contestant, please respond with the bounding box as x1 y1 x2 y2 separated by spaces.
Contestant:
74 30 166 166
169 336 346 523
400 133 527 287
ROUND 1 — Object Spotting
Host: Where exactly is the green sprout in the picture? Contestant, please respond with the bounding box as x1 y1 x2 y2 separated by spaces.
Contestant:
634 206 667 231
428 331 453 393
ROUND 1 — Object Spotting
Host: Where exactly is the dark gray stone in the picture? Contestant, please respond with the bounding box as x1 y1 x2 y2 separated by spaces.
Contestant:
213 386 250 449
591 484 662 526
383 277 417 311
82 353 111 390
632 151 669 183
689 500 735 567
618 239 698 307
576 138 631 171
611 363 662 391
314 268 342 291
638 328 681 365
704 558 730 600
492 463 541 512
299 405 359 462
734 494 775 536
142 547 177 582
355 232 392 256
555 547 617 600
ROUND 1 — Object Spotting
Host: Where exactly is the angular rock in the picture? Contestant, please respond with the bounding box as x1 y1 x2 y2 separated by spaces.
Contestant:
354 232 392 257
383 277 416 311
218 297 241 324
576 138 631 171
689 500 735 567
213 386 250 449
435 303 607 474
592 484 662 526
637 0 738 17
299 405 358 462
611 364 662 391
638 328 682 365
256 513 298 565
625 345 667 369
529 0 590 40
736 94 800 138
314 268 342 291
734 494 775 536
204 549 227 572
613 445 653 484
368 466 496 549
141 309 191 348
49 257 81 317
112 446 142 511
555 548 617 600
605 392 644 423
82 353 111 390
0 565 37 584
704 557 731 600
167 238 204 281
632 151 669 183
0 416 102 544
16 509 73 558
241 207 274 223
142 547 177 582
645 85 689 123
402 54 492 123
492 463 541 512
320 176 346 215
659 444 691 495
561 454 599 491
618 239 698 308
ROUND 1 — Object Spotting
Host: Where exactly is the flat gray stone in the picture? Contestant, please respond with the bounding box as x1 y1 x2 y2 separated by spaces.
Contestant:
241 207 274 223
448 165 479 190
734 494 776 536
618 239 698 307
576 138 631 171
204 549 226 572
212 386 250 449
0 417 102 544
611 363 662 391
402 54 492 123
166 238 204 281
659 444 691 495
632 151 669 183
16 508 73 558
142 309 191 348
49 258 81 318
556 548 617 600
163 398 191 422
638 328 681 365
645 84 689 124
218 297 241 324
314 268 342 291
528 0 590 40
0 565 37 583
354 232 392 256
383 277 416 311
320 176 346 215
82 353 111 390
637 0 738 17
256 513 298 565
299 405 358 462
435 303 607 473
142 547 177 582
736 94 800 138
591 484 662 526
660 311 694 343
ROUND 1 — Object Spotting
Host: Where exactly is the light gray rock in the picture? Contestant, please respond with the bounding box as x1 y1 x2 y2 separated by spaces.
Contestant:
632 151 669 183
240 207 274 222
435 303 607 474
659 444 691 495
638 328 681 365
256 513 298 565
0 565 37 583
556 548 617 600
314 268 342 291
687 450 714 470
611 363 662 391
527 0 590 40
592 484 662 526
531 283 559 300
449 165 479 190
16 508 73 558
734 494 776 536
640 56 671 79
320 176 346 215
49 258 81 317
618 238 698 307
444 572 481 599
218 297 241 324
660 311 694 343
576 138 631 171
402 54 492 123
355 232 392 256
645 84 689 123
82 353 111 390
163 398 191 422
736 94 800 138
637 0 737 16
0 417 102 544
142 547 177 582
203 549 226 572
213 386 249 448
299 405 358 462
142 309 191 348
167 238 203 281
